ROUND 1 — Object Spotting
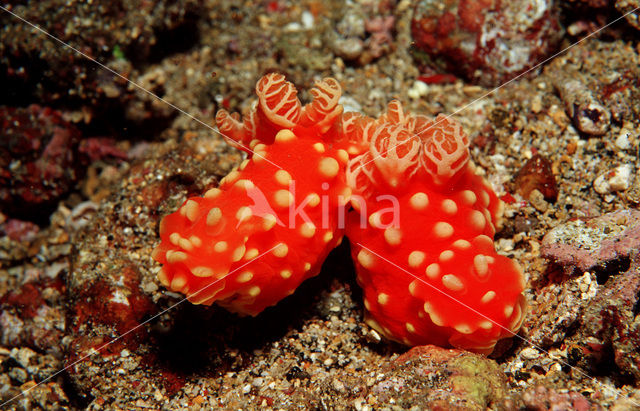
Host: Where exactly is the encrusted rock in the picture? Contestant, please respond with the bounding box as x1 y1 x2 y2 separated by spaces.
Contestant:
541 209 640 272
531 210 640 383
376 345 513 409
1 0 202 104
521 385 601 410
571 0 640 30
0 105 82 219
571 254 640 382
411 0 563 86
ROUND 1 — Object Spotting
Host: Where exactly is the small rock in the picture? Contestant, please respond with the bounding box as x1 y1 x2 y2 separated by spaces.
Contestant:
528 189 548 212
498 238 515 252
593 164 633 195
8 367 29 384
625 176 640 205
301 11 314 30
333 37 364 61
1 219 40 242
336 11 366 38
332 378 347 393
531 95 542 113
407 80 429 100
614 124 632 150
142 281 158 293
12 347 37 369
553 75 611 136
339 95 363 113
101 83 121 98
285 366 310 380
514 214 540 233
514 154 558 202
519 347 540 360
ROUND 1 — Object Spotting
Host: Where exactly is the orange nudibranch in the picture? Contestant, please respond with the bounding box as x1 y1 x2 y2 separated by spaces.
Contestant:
153 74 353 316
344 101 526 353
152 73 527 355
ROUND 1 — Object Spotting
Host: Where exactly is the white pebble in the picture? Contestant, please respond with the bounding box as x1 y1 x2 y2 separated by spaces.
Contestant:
593 164 633 195
520 347 540 360
614 126 631 150
301 11 314 29
408 80 428 100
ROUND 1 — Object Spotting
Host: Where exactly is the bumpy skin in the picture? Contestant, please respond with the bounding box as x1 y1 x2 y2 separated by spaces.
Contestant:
153 74 351 316
345 101 526 353
153 74 526 353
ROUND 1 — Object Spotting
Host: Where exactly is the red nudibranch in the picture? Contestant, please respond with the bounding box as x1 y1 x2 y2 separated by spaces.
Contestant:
153 73 352 315
345 101 526 353
152 73 526 353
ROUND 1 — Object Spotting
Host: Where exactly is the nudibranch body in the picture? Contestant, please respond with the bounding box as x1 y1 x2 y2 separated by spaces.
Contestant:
344 101 526 353
153 74 352 315
152 73 527 354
